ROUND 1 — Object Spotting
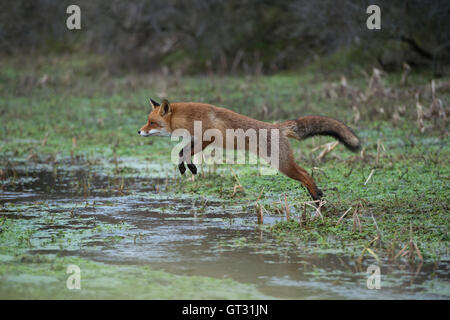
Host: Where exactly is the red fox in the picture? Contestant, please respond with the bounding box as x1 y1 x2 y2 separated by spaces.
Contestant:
138 99 360 200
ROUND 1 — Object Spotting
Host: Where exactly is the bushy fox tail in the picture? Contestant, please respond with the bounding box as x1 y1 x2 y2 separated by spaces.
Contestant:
280 116 360 151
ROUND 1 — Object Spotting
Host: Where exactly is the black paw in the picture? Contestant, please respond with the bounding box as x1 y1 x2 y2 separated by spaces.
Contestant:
309 188 323 201
187 164 197 175
317 188 324 198
178 163 186 175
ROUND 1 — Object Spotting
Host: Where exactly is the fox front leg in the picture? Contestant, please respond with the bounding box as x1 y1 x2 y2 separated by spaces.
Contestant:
178 162 196 175
179 138 212 176
177 162 196 175
186 163 197 174
178 162 187 175
178 145 197 175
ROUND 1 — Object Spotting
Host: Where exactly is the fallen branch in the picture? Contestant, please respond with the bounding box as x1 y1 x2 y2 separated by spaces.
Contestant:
284 194 290 221
364 169 375 185
256 201 263 224
317 141 339 162
357 236 381 264
336 207 352 226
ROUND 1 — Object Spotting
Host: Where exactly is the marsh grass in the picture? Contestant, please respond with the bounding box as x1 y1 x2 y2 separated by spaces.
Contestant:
0 53 448 273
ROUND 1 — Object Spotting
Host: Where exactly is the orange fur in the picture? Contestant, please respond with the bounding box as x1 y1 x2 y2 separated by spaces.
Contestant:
139 99 360 200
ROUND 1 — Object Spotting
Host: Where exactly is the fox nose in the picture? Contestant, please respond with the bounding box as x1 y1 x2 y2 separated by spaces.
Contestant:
138 130 141 135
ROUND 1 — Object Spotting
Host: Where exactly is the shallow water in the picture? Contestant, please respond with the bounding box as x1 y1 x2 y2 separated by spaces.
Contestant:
1 160 449 299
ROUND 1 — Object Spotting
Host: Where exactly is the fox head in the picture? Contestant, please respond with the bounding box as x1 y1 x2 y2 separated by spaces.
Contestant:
138 98 172 137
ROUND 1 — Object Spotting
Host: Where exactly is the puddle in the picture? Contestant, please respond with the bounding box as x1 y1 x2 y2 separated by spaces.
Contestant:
0 159 449 299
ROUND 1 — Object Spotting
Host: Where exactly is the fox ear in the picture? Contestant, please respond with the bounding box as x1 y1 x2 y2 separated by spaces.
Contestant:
159 99 171 116
149 98 160 110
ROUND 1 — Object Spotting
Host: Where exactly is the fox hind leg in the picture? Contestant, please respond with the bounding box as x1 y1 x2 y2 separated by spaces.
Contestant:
286 164 323 200
279 155 323 200
187 164 197 174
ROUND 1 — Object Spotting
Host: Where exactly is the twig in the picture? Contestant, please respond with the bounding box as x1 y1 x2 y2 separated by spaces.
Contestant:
230 167 244 197
284 194 290 221
357 236 381 264
376 139 385 166
256 201 263 224
256 187 265 202
41 132 49 147
371 214 382 243
414 242 423 262
300 203 307 227
353 205 362 233
231 183 244 197
394 244 408 260
317 141 339 162
336 207 352 226
364 169 375 185
304 200 325 221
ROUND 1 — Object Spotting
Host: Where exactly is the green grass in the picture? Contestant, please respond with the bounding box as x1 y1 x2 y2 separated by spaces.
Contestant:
0 254 266 299
169 121 448 262
0 53 449 292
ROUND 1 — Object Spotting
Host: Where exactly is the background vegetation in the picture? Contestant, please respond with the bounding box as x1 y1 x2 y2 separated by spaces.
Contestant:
1 0 450 75
0 0 448 299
